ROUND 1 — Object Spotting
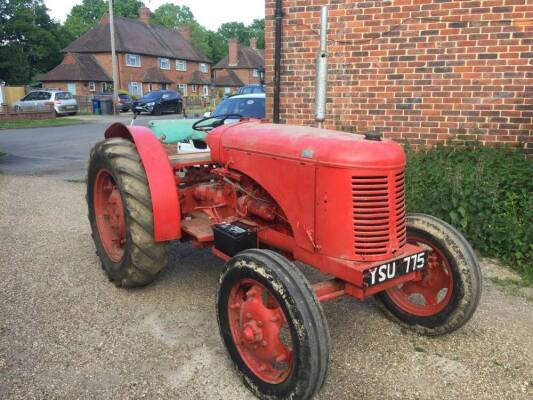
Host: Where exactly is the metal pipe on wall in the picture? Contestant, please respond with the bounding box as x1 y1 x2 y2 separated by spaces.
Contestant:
315 5 329 128
273 0 283 123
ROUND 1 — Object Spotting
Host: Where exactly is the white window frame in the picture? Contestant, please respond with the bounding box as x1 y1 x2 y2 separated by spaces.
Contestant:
159 58 170 70
203 85 209 97
224 87 231 94
252 69 259 77
129 81 142 97
191 84 197 93
162 83 168 90
178 83 188 96
176 60 187 71
89 81 96 92
199 63 208 73
125 53 141 67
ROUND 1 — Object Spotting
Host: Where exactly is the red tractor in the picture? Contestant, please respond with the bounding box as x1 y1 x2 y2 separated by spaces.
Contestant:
87 117 482 400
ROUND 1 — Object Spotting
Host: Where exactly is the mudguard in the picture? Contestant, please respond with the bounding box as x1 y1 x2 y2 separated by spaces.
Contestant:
104 123 181 242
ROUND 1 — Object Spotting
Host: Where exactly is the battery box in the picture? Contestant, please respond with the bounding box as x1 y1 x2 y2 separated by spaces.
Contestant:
213 222 257 256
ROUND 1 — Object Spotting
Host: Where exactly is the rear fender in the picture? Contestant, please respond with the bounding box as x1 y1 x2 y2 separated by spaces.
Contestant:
104 123 181 241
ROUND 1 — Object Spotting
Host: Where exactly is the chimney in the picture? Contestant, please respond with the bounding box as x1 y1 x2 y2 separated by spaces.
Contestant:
178 26 191 42
250 37 257 50
138 3 151 24
228 38 239 66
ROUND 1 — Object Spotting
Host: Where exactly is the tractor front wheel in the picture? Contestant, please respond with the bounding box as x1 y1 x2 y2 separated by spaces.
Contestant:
87 138 168 287
217 249 330 400
376 213 482 336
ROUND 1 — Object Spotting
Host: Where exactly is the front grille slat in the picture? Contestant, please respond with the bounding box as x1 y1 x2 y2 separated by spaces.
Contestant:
352 170 406 258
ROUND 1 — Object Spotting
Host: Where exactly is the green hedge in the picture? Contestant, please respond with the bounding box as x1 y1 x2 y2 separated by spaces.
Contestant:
405 145 533 282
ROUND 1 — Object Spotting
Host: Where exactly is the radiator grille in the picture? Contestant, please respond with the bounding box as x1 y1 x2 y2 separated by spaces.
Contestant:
352 171 406 258
395 171 407 246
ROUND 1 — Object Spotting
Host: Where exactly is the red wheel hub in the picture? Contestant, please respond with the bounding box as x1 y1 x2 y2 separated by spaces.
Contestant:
227 279 293 384
93 169 126 262
387 235 454 317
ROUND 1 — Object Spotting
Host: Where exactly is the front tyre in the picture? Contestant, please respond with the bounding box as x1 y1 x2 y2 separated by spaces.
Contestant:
376 213 482 336
217 249 330 400
87 138 168 287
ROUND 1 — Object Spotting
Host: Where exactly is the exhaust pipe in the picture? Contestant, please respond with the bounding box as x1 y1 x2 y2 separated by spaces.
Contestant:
315 5 328 128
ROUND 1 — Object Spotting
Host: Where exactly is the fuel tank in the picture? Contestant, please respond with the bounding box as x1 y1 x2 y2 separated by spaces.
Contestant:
206 121 405 169
206 121 407 262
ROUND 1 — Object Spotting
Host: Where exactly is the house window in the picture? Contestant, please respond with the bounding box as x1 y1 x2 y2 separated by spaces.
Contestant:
159 58 170 70
102 82 113 93
191 84 197 93
199 63 208 73
224 87 231 94
129 81 142 97
252 69 259 77
203 85 209 97
89 82 96 92
178 83 188 96
176 60 187 71
162 83 168 90
125 54 141 67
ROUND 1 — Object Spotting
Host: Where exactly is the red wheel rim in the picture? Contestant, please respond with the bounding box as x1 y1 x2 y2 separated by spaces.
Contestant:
227 278 294 384
386 235 454 317
93 169 126 263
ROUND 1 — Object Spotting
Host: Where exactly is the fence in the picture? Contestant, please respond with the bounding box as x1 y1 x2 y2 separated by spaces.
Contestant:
2 86 26 106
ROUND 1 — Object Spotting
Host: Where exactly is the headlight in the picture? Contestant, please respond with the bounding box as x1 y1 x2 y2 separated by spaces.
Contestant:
146 102 155 106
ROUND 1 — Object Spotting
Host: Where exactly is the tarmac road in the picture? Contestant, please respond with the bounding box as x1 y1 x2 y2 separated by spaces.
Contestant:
0 122 531 399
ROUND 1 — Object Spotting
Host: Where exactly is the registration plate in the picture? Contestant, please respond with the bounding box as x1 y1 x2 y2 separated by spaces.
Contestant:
67 105 76 110
363 251 428 287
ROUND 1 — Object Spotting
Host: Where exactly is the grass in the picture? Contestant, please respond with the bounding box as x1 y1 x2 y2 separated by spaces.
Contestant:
0 117 85 130
490 277 533 302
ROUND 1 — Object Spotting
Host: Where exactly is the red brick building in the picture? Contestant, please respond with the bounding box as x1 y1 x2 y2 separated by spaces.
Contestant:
213 38 264 93
264 0 532 152
40 5 211 98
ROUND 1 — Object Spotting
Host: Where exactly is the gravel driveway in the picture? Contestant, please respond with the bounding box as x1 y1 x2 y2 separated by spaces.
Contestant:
0 174 532 399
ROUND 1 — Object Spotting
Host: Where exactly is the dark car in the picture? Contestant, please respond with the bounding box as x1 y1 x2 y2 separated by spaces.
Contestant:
117 93 133 112
133 90 183 115
235 84 265 96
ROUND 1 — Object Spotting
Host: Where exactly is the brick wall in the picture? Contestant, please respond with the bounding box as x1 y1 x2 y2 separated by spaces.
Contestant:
265 0 533 152
0 104 55 120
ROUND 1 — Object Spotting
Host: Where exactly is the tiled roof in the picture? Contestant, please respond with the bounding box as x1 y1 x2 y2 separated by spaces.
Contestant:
214 46 264 70
188 71 210 85
39 53 111 82
64 16 210 63
213 70 244 87
141 67 172 83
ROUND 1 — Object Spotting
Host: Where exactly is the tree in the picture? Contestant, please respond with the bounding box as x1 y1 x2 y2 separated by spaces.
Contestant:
0 0 69 84
249 19 265 49
63 0 141 38
217 22 250 46
151 3 194 27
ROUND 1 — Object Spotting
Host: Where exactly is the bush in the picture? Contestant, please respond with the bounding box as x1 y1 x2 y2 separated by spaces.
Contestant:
405 145 533 282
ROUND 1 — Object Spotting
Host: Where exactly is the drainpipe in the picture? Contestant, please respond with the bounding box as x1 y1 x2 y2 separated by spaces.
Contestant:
315 5 328 129
273 0 282 123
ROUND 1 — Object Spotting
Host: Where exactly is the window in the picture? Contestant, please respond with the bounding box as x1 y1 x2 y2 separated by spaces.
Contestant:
125 54 141 67
159 58 170 70
213 97 265 119
203 85 209 97
176 60 187 71
252 69 259 77
128 82 142 97
55 92 73 100
101 82 113 93
224 87 231 94
191 84 197 93
178 84 188 96
67 82 77 95
89 82 96 92
162 83 168 90
199 63 208 73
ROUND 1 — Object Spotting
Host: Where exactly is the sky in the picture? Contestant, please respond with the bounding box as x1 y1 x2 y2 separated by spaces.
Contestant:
44 0 265 30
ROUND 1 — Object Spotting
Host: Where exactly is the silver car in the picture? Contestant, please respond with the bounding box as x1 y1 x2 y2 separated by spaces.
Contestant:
13 90 79 116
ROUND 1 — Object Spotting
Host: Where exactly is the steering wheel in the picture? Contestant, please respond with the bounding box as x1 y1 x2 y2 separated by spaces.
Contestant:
192 114 243 132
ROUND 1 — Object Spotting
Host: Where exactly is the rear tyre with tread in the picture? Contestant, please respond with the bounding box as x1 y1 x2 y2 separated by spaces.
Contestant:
376 213 482 336
87 138 168 287
217 249 330 400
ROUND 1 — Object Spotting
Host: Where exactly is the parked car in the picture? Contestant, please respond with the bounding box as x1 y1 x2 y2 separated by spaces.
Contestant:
117 93 133 112
235 84 265 96
13 89 78 116
133 90 183 115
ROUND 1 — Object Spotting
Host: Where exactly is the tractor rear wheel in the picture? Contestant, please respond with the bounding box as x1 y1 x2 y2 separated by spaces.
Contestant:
217 249 330 400
87 137 168 287
376 213 482 336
